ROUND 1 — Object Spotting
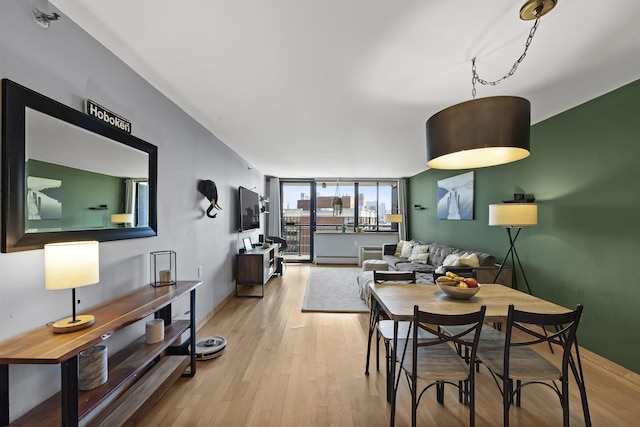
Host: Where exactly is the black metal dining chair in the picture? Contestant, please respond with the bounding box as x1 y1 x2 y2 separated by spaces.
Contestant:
475 304 590 427
391 305 486 427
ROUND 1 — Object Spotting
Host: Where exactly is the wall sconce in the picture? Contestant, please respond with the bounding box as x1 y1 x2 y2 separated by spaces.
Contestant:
260 196 269 213
33 6 60 29
44 241 100 333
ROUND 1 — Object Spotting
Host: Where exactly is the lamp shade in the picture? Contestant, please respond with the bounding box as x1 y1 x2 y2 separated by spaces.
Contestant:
110 213 133 224
45 241 100 290
489 203 537 227
426 96 531 169
385 213 403 223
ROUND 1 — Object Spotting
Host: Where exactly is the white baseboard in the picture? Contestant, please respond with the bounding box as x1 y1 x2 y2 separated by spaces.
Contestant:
315 256 358 264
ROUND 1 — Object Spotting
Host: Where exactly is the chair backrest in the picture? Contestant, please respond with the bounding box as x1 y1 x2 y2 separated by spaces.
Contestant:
267 236 287 250
503 304 584 375
397 305 487 382
373 270 416 283
411 305 486 352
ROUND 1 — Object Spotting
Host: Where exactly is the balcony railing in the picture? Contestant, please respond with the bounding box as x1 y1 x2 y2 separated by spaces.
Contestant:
282 222 311 259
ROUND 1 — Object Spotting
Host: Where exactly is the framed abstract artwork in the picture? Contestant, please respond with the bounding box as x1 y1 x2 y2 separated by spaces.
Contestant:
437 171 474 220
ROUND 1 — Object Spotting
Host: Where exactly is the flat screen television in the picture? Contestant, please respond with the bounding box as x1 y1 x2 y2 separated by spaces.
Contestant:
238 186 260 231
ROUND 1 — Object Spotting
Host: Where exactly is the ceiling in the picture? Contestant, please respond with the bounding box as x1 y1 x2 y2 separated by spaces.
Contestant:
49 0 640 179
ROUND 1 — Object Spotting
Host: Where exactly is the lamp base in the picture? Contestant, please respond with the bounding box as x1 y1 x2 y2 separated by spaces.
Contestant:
52 315 95 333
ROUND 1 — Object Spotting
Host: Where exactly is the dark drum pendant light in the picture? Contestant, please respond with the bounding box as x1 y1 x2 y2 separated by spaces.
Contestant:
425 0 556 170
426 96 531 169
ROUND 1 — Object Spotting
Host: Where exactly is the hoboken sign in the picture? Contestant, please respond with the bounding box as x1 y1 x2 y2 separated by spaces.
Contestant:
86 100 131 134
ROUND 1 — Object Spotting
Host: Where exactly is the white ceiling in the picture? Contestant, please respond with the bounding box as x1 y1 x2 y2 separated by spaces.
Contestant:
49 0 640 179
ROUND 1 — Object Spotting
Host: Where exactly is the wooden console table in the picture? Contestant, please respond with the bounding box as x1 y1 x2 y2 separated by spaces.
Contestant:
0 280 201 427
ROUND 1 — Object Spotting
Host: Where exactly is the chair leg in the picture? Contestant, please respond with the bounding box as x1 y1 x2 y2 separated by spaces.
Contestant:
412 375 418 427
365 304 377 375
569 346 592 427
469 378 475 427
503 379 512 427
376 330 380 371
385 340 392 403
562 377 570 427
436 382 444 404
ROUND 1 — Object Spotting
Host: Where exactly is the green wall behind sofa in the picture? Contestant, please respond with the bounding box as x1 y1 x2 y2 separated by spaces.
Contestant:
407 79 640 373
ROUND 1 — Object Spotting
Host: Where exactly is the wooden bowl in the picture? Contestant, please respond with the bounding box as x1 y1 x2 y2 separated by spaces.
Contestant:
437 283 481 300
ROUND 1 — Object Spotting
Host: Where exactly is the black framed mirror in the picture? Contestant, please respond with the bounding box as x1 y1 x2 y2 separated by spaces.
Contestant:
1 79 158 252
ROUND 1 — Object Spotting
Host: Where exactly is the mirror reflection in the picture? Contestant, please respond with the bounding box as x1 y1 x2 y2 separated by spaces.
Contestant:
25 108 149 232
1 78 158 253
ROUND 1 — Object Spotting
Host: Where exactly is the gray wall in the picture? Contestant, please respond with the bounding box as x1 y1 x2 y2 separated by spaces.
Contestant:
0 0 264 420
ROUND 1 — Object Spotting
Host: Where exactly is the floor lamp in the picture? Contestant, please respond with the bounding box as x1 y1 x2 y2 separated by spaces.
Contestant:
489 203 537 294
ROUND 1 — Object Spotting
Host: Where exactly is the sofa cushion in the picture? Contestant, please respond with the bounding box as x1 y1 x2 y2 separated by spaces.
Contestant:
395 262 435 273
382 254 405 269
400 241 415 258
427 244 457 267
394 240 405 257
452 248 496 267
442 253 462 266
457 252 480 267
408 244 429 264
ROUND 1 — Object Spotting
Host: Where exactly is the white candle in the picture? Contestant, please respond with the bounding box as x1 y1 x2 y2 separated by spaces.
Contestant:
146 318 165 344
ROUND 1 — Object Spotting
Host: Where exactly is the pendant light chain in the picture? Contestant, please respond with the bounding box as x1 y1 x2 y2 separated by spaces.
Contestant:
472 17 540 98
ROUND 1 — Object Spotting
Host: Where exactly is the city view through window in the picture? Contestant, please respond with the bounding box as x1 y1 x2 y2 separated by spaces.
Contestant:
280 181 398 260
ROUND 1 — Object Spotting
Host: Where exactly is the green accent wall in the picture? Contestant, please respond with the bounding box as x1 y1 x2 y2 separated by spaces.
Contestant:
26 160 124 231
408 79 640 373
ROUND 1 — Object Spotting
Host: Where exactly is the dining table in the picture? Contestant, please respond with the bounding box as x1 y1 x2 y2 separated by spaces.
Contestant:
367 282 591 426
370 282 571 324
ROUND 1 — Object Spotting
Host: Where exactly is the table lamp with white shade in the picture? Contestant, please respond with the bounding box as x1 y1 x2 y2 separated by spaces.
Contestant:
44 241 100 333
489 203 537 293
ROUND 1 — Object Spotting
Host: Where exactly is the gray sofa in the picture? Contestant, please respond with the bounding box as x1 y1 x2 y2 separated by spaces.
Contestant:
382 241 511 286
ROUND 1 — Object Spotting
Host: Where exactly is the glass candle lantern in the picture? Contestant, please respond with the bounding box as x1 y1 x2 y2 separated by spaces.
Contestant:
150 250 177 287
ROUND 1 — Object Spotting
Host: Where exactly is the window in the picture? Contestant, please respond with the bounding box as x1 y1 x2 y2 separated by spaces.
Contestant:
315 181 355 232
315 180 398 232
357 181 398 231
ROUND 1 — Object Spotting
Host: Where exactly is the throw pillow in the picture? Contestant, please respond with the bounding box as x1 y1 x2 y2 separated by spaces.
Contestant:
442 253 461 266
400 241 415 258
408 244 429 264
394 240 405 257
457 252 480 268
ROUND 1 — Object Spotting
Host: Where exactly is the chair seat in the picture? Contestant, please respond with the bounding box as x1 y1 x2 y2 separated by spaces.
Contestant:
377 320 439 342
397 339 470 382
440 323 506 341
477 345 561 381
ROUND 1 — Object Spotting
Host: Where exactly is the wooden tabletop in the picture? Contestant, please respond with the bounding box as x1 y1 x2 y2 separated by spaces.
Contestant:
0 280 201 364
369 283 570 323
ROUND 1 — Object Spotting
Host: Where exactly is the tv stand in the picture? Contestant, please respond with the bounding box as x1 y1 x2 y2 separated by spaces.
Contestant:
236 244 276 298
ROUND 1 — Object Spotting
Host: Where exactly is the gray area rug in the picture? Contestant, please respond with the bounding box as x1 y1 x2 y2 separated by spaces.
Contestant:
301 267 369 313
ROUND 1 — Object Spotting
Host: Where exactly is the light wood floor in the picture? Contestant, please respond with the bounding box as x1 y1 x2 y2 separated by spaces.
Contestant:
139 265 640 426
